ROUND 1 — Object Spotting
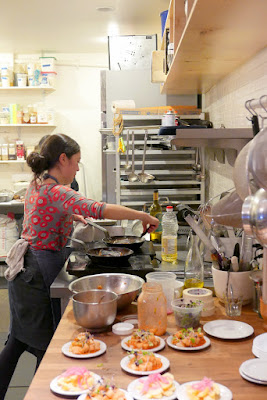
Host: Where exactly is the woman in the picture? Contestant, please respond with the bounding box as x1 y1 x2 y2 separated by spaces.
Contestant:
0 133 158 400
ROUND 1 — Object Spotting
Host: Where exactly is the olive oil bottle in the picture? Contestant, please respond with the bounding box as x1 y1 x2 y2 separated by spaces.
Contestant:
149 190 162 243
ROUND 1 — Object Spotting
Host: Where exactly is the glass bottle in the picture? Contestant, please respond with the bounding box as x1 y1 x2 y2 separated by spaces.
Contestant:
149 189 162 243
161 206 178 263
138 282 167 336
184 231 204 288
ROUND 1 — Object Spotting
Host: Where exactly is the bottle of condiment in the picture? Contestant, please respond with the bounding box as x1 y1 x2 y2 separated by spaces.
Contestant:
138 282 167 336
161 206 178 263
1 144 8 160
30 104 37 124
8 143 16 160
184 230 204 288
16 140 25 160
149 189 162 243
17 108 23 124
22 107 30 124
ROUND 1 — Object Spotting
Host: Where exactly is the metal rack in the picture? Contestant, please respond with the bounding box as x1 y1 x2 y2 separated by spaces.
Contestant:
115 125 205 211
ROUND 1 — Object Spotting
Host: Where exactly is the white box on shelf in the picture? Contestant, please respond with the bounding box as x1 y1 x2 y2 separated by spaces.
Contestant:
39 57 56 72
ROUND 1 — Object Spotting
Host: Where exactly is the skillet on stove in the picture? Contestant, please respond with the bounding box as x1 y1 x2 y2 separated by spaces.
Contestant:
86 219 146 251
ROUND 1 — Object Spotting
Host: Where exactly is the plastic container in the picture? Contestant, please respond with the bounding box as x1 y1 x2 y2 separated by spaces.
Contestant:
1 144 8 160
1 76 10 87
39 57 56 72
138 281 167 336
167 43 174 71
17 73 28 87
184 231 204 289
8 143 16 160
162 109 176 126
161 206 178 263
146 271 177 314
171 298 203 329
160 10 168 37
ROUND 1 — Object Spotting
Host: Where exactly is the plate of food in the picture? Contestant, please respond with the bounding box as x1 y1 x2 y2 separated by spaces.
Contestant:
121 330 165 352
50 367 101 396
176 378 232 400
127 372 180 400
121 351 170 376
166 328 210 351
77 378 133 400
61 332 107 358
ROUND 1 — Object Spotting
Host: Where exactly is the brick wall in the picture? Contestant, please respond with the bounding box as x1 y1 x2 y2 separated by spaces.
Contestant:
203 47 267 201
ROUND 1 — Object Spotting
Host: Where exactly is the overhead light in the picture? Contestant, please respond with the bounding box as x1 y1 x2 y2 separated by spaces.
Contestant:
96 6 115 12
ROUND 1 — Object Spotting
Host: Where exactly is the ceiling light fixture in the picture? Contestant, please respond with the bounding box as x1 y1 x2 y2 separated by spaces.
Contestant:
96 6 115 12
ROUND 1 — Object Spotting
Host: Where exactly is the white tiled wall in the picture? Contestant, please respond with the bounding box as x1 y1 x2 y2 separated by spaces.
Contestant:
203 47 267 201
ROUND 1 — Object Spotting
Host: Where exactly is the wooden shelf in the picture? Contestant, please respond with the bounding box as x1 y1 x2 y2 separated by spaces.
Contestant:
0 86 55 93
0 160 26 163
0 124 56 127
170 128 253 152
160 0 267 94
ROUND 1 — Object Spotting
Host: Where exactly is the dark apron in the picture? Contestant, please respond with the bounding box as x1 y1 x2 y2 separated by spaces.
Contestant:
8 246 70 351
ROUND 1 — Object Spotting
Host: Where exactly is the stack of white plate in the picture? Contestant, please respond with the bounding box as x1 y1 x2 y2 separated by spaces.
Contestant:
252 332 267 359
239 358 267 385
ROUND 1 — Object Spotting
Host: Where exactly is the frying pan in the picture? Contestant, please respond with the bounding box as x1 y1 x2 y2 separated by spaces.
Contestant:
85 219 146 251
86 247 134 266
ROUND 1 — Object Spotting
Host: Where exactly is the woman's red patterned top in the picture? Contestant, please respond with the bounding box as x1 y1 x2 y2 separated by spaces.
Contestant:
21 182 106 251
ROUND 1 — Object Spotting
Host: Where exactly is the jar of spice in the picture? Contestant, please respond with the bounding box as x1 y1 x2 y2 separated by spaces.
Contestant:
1 144 8 160
8 143 16 160
137 282 167 336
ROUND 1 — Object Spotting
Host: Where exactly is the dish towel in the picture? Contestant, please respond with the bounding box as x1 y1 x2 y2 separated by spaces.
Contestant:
5 238 29 281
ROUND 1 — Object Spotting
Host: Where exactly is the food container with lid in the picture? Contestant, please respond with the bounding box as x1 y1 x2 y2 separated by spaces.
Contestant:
171 298 203 329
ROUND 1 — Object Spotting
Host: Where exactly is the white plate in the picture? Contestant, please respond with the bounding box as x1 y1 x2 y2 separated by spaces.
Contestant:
239 367 267 385
240 358 267 381
78 389 134 400
121 336 165 352
176 381 232 400
166 335 210 351
121 354 170 376
127 377 180 400
50 371 101 396
61 340 107 358
203 320 254 339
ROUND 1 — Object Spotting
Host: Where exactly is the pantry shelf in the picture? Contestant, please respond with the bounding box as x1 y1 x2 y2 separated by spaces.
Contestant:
0 124 56 127
0 87 55 94
0 160 26 164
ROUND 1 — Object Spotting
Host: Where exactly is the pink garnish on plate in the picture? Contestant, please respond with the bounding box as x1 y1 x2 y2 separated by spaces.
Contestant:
60 366 89 377
191 377 214 391
140 373 170 393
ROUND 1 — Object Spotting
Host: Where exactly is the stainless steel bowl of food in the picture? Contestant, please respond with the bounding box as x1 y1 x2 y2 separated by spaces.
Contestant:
72 289 118 331
69 273 144 310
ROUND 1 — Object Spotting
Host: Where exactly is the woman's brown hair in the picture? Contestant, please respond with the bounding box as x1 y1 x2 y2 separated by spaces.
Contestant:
27 134 80 183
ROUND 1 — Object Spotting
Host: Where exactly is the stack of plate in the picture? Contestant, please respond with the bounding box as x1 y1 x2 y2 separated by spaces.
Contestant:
239 359 267 385
252 332 267 359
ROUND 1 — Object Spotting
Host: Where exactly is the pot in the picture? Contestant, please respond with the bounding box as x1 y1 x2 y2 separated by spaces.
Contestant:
86 247 134 266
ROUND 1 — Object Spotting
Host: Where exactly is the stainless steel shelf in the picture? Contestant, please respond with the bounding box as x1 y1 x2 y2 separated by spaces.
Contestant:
170 128 253 152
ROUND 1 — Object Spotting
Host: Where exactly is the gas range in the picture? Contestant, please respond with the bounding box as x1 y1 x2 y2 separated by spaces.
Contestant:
66 241 161 279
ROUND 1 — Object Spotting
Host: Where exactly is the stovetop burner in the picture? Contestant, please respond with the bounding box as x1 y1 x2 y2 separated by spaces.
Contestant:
66 241 160 279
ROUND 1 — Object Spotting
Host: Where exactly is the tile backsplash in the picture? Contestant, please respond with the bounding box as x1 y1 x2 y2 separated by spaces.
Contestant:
203 47 267 201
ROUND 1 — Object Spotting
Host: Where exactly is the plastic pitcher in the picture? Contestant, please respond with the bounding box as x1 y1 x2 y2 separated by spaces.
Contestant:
146 271 177 314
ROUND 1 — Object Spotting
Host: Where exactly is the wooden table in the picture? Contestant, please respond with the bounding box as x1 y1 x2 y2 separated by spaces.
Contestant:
23 299 266 400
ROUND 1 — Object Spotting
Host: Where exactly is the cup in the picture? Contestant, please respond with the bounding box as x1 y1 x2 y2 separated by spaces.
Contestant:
146 272 177 314
171 298 203 329
225 298 243 316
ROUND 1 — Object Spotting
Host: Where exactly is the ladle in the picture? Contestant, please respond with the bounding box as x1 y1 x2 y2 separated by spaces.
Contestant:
127 131 138 182
138 130 155 183
124 130 131 170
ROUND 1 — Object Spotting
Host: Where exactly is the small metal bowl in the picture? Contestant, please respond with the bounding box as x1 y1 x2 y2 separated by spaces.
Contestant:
72 289 118 332
69 273 144 310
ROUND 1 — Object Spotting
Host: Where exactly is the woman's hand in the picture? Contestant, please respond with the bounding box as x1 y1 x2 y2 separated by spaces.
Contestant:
73 215 88 224
139 212 159 233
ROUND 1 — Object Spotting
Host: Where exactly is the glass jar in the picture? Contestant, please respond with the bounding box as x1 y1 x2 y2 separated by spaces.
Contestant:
137 282 167 336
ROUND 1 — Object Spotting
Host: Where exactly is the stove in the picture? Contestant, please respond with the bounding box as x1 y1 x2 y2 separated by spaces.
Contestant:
66 241 160 279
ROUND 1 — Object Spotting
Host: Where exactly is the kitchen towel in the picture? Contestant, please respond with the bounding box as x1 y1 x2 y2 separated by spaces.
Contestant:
5 238 29 281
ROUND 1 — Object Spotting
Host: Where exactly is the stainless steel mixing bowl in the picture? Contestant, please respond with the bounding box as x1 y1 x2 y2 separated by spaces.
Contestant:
72 289 118 331
69 273 144 310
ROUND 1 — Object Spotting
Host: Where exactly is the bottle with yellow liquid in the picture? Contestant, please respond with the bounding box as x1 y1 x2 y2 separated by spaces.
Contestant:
161 206 178 263
149 190 162 243
184 231 204 288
